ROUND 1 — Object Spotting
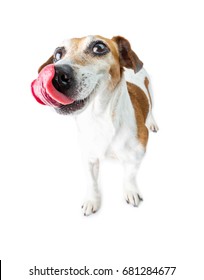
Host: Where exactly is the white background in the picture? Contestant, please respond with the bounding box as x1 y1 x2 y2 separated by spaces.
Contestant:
0 0 204 279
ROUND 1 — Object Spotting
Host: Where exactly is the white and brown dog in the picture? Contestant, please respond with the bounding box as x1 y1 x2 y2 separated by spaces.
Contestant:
32 35 158 216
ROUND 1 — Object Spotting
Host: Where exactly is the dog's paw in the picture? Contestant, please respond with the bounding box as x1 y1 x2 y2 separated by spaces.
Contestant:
124 190 143 207
149 123 159 133
81 199 100 216
146 113 159 132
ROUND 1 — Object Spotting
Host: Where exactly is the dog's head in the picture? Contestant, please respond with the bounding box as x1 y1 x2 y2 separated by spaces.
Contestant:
32 35 143 114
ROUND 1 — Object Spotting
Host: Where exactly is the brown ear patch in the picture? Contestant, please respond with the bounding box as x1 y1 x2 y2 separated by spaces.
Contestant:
38 55 54 73
112 36 143 73
127 82 149 147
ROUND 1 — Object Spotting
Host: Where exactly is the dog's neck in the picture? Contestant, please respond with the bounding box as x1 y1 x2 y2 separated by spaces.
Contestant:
78 75 130 117
75 74 135 133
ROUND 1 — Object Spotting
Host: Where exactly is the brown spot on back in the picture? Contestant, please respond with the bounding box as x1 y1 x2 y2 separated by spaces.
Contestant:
127 82 149 147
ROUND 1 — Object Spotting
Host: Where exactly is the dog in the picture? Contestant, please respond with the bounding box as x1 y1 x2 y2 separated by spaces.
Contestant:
32 35 159 216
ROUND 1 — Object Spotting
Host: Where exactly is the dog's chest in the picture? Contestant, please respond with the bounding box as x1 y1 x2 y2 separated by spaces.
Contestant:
76 112 115 158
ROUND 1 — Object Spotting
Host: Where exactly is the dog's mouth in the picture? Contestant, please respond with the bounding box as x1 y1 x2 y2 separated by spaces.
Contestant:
31 64 89 112
55 95 90 114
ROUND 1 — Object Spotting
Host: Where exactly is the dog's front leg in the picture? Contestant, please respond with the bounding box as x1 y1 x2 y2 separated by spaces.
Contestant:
81 159 101 216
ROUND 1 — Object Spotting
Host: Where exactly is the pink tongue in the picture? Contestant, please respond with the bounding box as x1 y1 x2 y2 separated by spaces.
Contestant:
31 64 74 106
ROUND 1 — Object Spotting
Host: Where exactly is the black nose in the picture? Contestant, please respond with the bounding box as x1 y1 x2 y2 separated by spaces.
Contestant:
52 64 75 94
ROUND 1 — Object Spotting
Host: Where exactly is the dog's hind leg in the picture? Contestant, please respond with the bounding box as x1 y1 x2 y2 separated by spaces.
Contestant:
146 111 159 133
144 76 159 132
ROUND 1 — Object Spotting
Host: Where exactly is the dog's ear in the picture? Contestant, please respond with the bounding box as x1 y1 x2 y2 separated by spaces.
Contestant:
38 55 54 73
112 36 143 73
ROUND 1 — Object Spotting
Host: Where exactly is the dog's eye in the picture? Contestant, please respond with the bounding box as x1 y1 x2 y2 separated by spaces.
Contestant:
54 47 65 62
92 42 109 55
55 51 62 61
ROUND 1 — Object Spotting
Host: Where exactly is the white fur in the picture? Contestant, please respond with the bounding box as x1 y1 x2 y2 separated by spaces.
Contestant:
76 69 154 216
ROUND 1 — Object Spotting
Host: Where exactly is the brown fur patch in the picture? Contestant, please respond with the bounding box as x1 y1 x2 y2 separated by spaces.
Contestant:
112 36 143 73
38 55 54 73
127 82 149 147
144 77 152 108
109 64 121 90
97 36 121 90
97 35 119 60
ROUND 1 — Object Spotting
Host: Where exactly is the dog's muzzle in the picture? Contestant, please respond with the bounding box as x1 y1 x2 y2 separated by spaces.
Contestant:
31 63 92 114
31 64 75 107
